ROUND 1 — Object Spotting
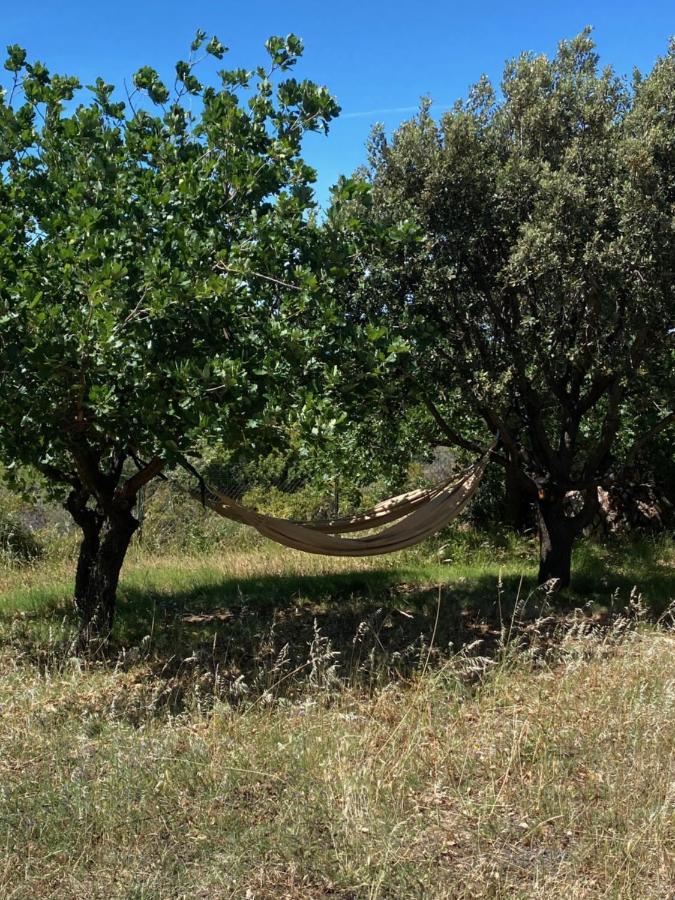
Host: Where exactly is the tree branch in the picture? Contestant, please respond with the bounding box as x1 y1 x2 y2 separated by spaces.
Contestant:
571 486 601 532
421 395 495 457
577 372 616 415
38 463 80 489
624 411 674 467
117 456 165 502
583 380 624 480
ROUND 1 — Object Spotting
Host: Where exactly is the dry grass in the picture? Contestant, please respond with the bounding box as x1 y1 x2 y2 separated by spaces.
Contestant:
0 541 674 898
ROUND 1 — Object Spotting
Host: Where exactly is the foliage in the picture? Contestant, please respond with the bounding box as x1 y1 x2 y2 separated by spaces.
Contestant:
326 30 675 582
0 32 339 487
0 32 339 627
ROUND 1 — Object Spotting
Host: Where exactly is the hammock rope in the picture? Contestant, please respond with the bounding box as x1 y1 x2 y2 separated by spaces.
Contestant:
196 444 494 557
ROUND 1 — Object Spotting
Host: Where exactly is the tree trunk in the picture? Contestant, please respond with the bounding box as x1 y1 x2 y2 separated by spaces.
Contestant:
536 496 575 588
73 508 138 638
63 453 163 642
504 462 532 532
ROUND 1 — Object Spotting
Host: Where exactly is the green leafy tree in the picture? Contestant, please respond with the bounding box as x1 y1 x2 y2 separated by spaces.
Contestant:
0 33 339 633
327 31 674 586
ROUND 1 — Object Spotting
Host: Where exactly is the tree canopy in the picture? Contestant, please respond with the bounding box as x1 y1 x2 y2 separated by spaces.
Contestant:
0 33 339 631
1 28 672 630
325 31 674 584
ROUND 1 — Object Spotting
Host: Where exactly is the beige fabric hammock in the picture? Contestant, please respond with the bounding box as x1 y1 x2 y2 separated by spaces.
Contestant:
198 446 492 557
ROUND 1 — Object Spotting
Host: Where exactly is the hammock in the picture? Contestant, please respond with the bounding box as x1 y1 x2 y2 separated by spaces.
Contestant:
198 445 492 557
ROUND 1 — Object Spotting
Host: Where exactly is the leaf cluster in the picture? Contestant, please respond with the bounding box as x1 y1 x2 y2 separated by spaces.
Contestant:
0 33 340 497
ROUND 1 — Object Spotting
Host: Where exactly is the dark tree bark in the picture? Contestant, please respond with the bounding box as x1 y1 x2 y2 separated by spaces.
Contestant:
73 509 139 636
536 487 600 588
504 461 532 532
65 480 141 640
536 497 575 587
73 512 102 605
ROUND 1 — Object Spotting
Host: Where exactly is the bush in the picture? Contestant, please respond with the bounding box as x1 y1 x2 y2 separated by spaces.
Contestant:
0 509 43 563
242 481 349 520
137 482 259 554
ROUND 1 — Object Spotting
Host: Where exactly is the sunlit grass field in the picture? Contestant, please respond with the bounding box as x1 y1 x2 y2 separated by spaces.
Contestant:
1 530 673 898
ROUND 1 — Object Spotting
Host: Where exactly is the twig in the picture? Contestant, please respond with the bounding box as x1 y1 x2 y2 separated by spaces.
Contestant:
215 261 302 291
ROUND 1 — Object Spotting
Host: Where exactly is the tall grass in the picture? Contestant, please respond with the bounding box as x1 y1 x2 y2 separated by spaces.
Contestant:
0 536 673 897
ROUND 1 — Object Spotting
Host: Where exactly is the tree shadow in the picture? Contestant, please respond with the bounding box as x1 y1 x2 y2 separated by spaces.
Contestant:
106 555 673 709
3 538 671 712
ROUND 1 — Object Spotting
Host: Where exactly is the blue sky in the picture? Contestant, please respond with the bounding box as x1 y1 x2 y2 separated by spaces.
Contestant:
3 2 672 208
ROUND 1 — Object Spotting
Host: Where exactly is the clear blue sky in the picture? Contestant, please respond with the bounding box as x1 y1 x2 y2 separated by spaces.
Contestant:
3 1 672 209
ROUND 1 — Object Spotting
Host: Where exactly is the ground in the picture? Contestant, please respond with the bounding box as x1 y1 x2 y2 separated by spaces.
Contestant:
0 532 673 898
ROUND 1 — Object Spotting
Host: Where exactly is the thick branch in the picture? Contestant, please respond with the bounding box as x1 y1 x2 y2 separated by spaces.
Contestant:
38 463 79 489
117 456 165 503
130 449 168 482
456 298 567 483
571 486 601 532
65 485 102 532
422 395 494 457
70 442 109 500
577 372 616 416
583 381 623 480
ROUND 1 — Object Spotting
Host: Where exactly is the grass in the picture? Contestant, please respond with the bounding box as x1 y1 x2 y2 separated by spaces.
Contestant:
0 530 674 897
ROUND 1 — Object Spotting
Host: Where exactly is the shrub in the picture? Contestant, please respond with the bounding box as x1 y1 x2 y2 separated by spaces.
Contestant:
0 508 43 563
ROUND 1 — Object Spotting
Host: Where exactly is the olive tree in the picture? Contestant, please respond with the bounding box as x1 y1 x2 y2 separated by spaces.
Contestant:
0 33 339 633
328 31 674 586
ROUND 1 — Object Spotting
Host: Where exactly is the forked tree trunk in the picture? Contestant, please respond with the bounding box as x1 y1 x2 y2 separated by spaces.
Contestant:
69 499 138 638
64 454 163 642
536 496 576 588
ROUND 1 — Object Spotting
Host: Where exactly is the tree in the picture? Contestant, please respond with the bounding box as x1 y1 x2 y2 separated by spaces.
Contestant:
0 33 339 634
327 31 674 586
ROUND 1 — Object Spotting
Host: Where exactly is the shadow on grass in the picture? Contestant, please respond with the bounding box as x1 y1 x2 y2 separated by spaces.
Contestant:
115 566 515 670
103 549 673 703
2 536 672 709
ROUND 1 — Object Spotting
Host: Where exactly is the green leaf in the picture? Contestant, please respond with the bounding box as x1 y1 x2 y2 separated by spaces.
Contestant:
4 44 27 73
